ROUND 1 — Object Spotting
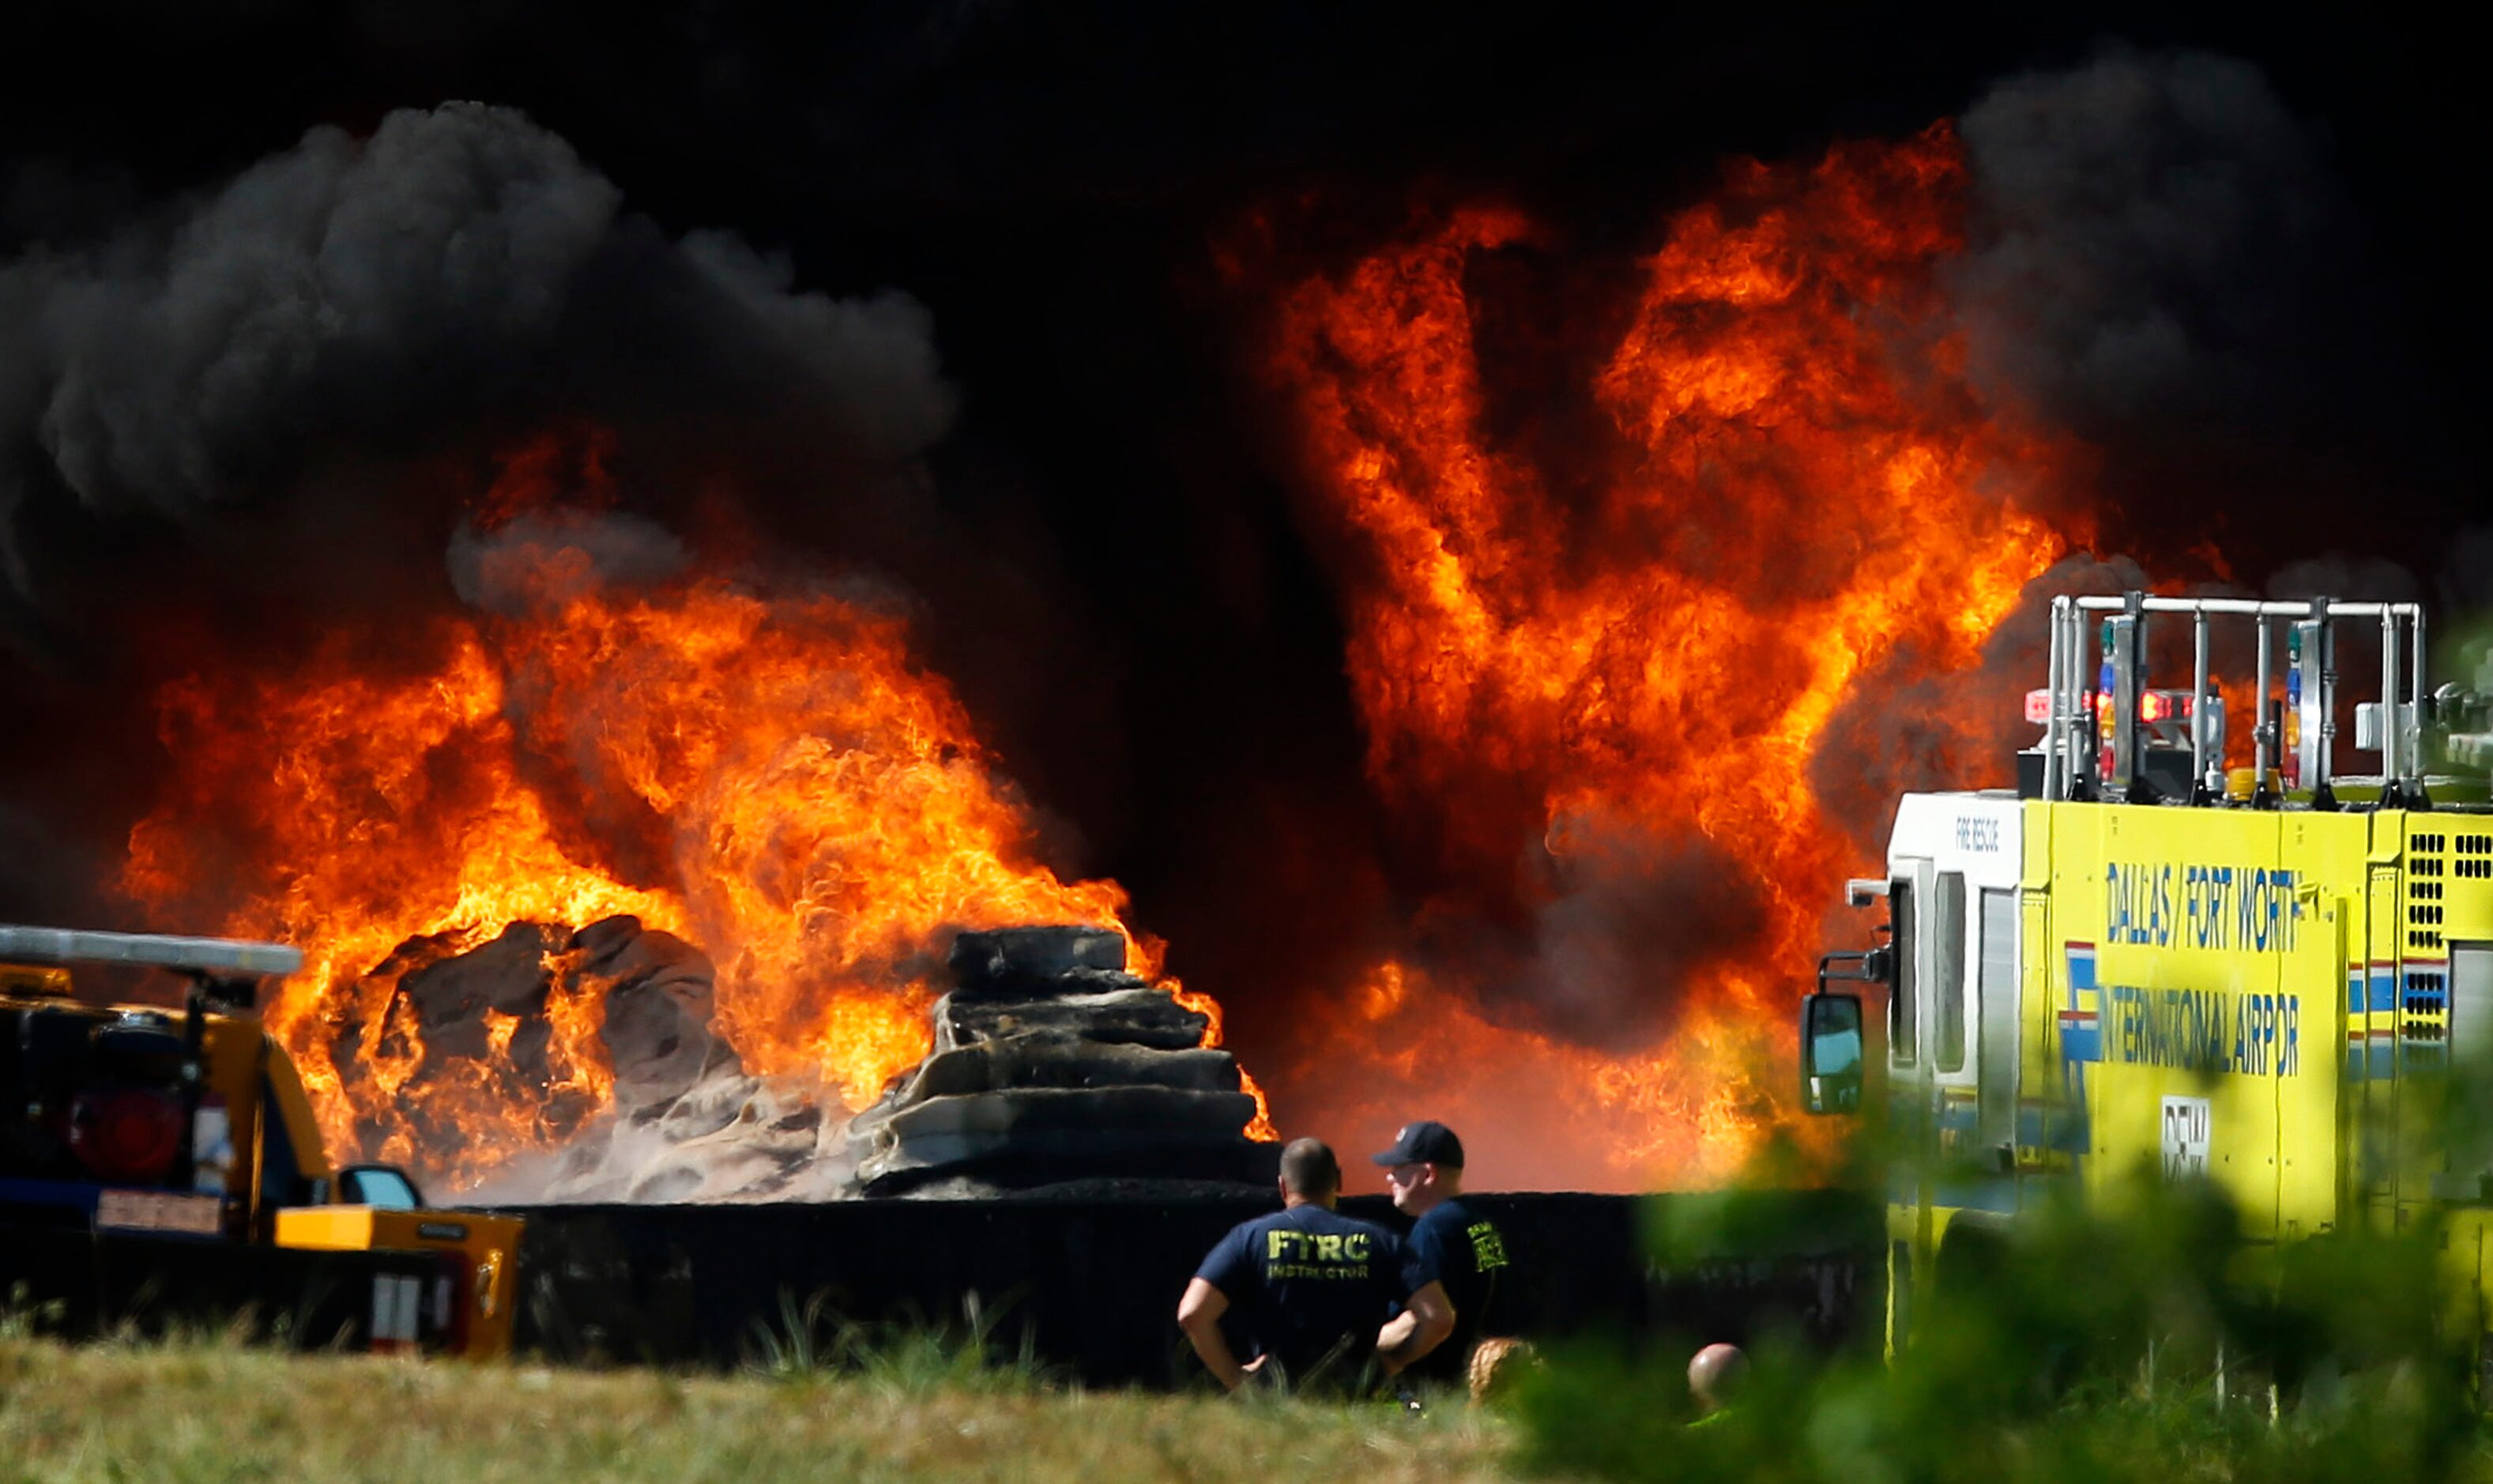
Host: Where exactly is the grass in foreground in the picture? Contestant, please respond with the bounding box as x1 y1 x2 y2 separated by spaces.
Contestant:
0 1335 1516 1484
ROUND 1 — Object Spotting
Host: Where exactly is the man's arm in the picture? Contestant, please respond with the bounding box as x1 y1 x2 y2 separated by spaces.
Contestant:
1376 1279 1455 1376
1177 1277 1248 1392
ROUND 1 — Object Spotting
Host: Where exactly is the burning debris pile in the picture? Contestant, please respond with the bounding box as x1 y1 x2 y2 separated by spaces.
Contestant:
323 917 1271 1201
842 927 1276 1197
115 493 1269 1200
369 913 851 1203
376 917 719 1136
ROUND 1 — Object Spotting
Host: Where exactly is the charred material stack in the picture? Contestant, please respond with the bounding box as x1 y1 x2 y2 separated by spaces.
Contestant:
360 916 846 1203
842 927 1275 1196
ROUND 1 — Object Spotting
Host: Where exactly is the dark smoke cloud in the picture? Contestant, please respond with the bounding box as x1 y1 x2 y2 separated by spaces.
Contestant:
448 508 690 616
669 231 951 462
1949 47 2442 563
0 102 953 629
2265 554 2419 605
9 106 613 527
1389 808 1768 1051
1955 49 2349 431
1519 815 1767 1047
2438 530 2493 621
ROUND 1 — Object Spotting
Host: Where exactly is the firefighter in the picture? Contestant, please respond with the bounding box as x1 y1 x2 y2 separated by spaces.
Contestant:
1371 1120 1517 1390
1177 1137 1452 1394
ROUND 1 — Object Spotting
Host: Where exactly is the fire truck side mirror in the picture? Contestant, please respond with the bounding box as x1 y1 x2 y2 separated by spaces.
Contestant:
336 1163 424 1211
1801 992 1865 1116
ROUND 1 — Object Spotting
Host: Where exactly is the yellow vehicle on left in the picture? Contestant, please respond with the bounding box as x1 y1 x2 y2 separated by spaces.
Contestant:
0 925 521 1357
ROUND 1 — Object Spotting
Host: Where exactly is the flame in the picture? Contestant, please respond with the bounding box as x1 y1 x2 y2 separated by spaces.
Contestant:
1264 125 2085 1187
122 453 1270 1183
1316 960 1779 1183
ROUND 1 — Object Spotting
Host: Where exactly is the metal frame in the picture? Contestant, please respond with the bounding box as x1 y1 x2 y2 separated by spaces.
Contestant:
2039 593 2426 806
0 925 301 977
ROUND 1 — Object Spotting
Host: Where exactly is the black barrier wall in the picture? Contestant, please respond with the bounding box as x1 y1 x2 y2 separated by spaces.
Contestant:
1 1230 447 1350
505 1191 1877 1385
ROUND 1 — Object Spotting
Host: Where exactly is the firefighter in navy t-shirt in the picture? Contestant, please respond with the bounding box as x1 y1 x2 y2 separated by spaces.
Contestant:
1177 1137 1453 1392
1373 1120 1516 1386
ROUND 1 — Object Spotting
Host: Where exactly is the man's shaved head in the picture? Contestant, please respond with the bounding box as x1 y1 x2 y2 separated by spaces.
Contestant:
1688 1342 1748 1413
1278 1137 1341 1200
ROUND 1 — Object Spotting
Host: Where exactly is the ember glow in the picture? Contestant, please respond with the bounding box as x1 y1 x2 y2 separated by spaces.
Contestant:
120 447 1271 1185
1265 125 2087 1185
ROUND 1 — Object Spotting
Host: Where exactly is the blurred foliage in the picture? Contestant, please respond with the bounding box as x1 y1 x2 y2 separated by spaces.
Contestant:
0 1282 65 1342
1519 1170 2493 1482
744 1286 1056 1395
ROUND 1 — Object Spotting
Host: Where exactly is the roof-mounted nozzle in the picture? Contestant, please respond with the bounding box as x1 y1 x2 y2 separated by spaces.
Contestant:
0 925 300 1015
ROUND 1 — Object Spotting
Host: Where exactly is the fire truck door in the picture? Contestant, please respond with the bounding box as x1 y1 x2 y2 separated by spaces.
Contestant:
1888 859 1966 1080
1977 887 2020 1153
1889 862 1925 1075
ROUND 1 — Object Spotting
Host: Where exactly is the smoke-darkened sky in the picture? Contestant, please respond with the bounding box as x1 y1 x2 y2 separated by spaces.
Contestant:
3 4 2487 1086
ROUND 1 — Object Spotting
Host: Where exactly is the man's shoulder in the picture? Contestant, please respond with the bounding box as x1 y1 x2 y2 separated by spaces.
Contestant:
1196 1211 1279 1289
1414 1198 1517 1277
1218 1209 1290 1243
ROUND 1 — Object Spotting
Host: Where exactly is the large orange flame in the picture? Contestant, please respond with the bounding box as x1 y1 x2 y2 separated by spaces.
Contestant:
122 467 1270 1185
1264 125 2085 1187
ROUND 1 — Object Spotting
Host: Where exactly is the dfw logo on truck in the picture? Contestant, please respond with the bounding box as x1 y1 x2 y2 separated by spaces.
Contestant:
2088 860 2307 1080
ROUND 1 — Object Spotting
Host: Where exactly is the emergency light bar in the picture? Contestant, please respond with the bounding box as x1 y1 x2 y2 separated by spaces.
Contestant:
2138 690 2192 724
0 925 302 977
2023 689 2194 725
2034 593 2426 808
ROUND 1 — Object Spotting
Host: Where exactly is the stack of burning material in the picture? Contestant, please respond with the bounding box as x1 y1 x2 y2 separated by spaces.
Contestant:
398 916 848 1203
841 926 1276 1197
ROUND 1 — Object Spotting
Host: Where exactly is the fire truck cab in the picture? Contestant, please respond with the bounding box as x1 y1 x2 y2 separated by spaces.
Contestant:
1804 593 2493 1368
0 925 522 1357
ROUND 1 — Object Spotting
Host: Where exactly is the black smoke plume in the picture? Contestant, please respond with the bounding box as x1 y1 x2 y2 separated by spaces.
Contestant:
0 102 954 924
0 102 951 636
1949 47 2457 569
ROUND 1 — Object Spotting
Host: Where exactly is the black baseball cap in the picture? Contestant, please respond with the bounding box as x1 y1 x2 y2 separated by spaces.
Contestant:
1371 1121 1464 1168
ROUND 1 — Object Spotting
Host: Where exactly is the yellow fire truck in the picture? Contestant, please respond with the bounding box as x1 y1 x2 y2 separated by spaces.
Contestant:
1802 592 2493 1369
0 925 522 1357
